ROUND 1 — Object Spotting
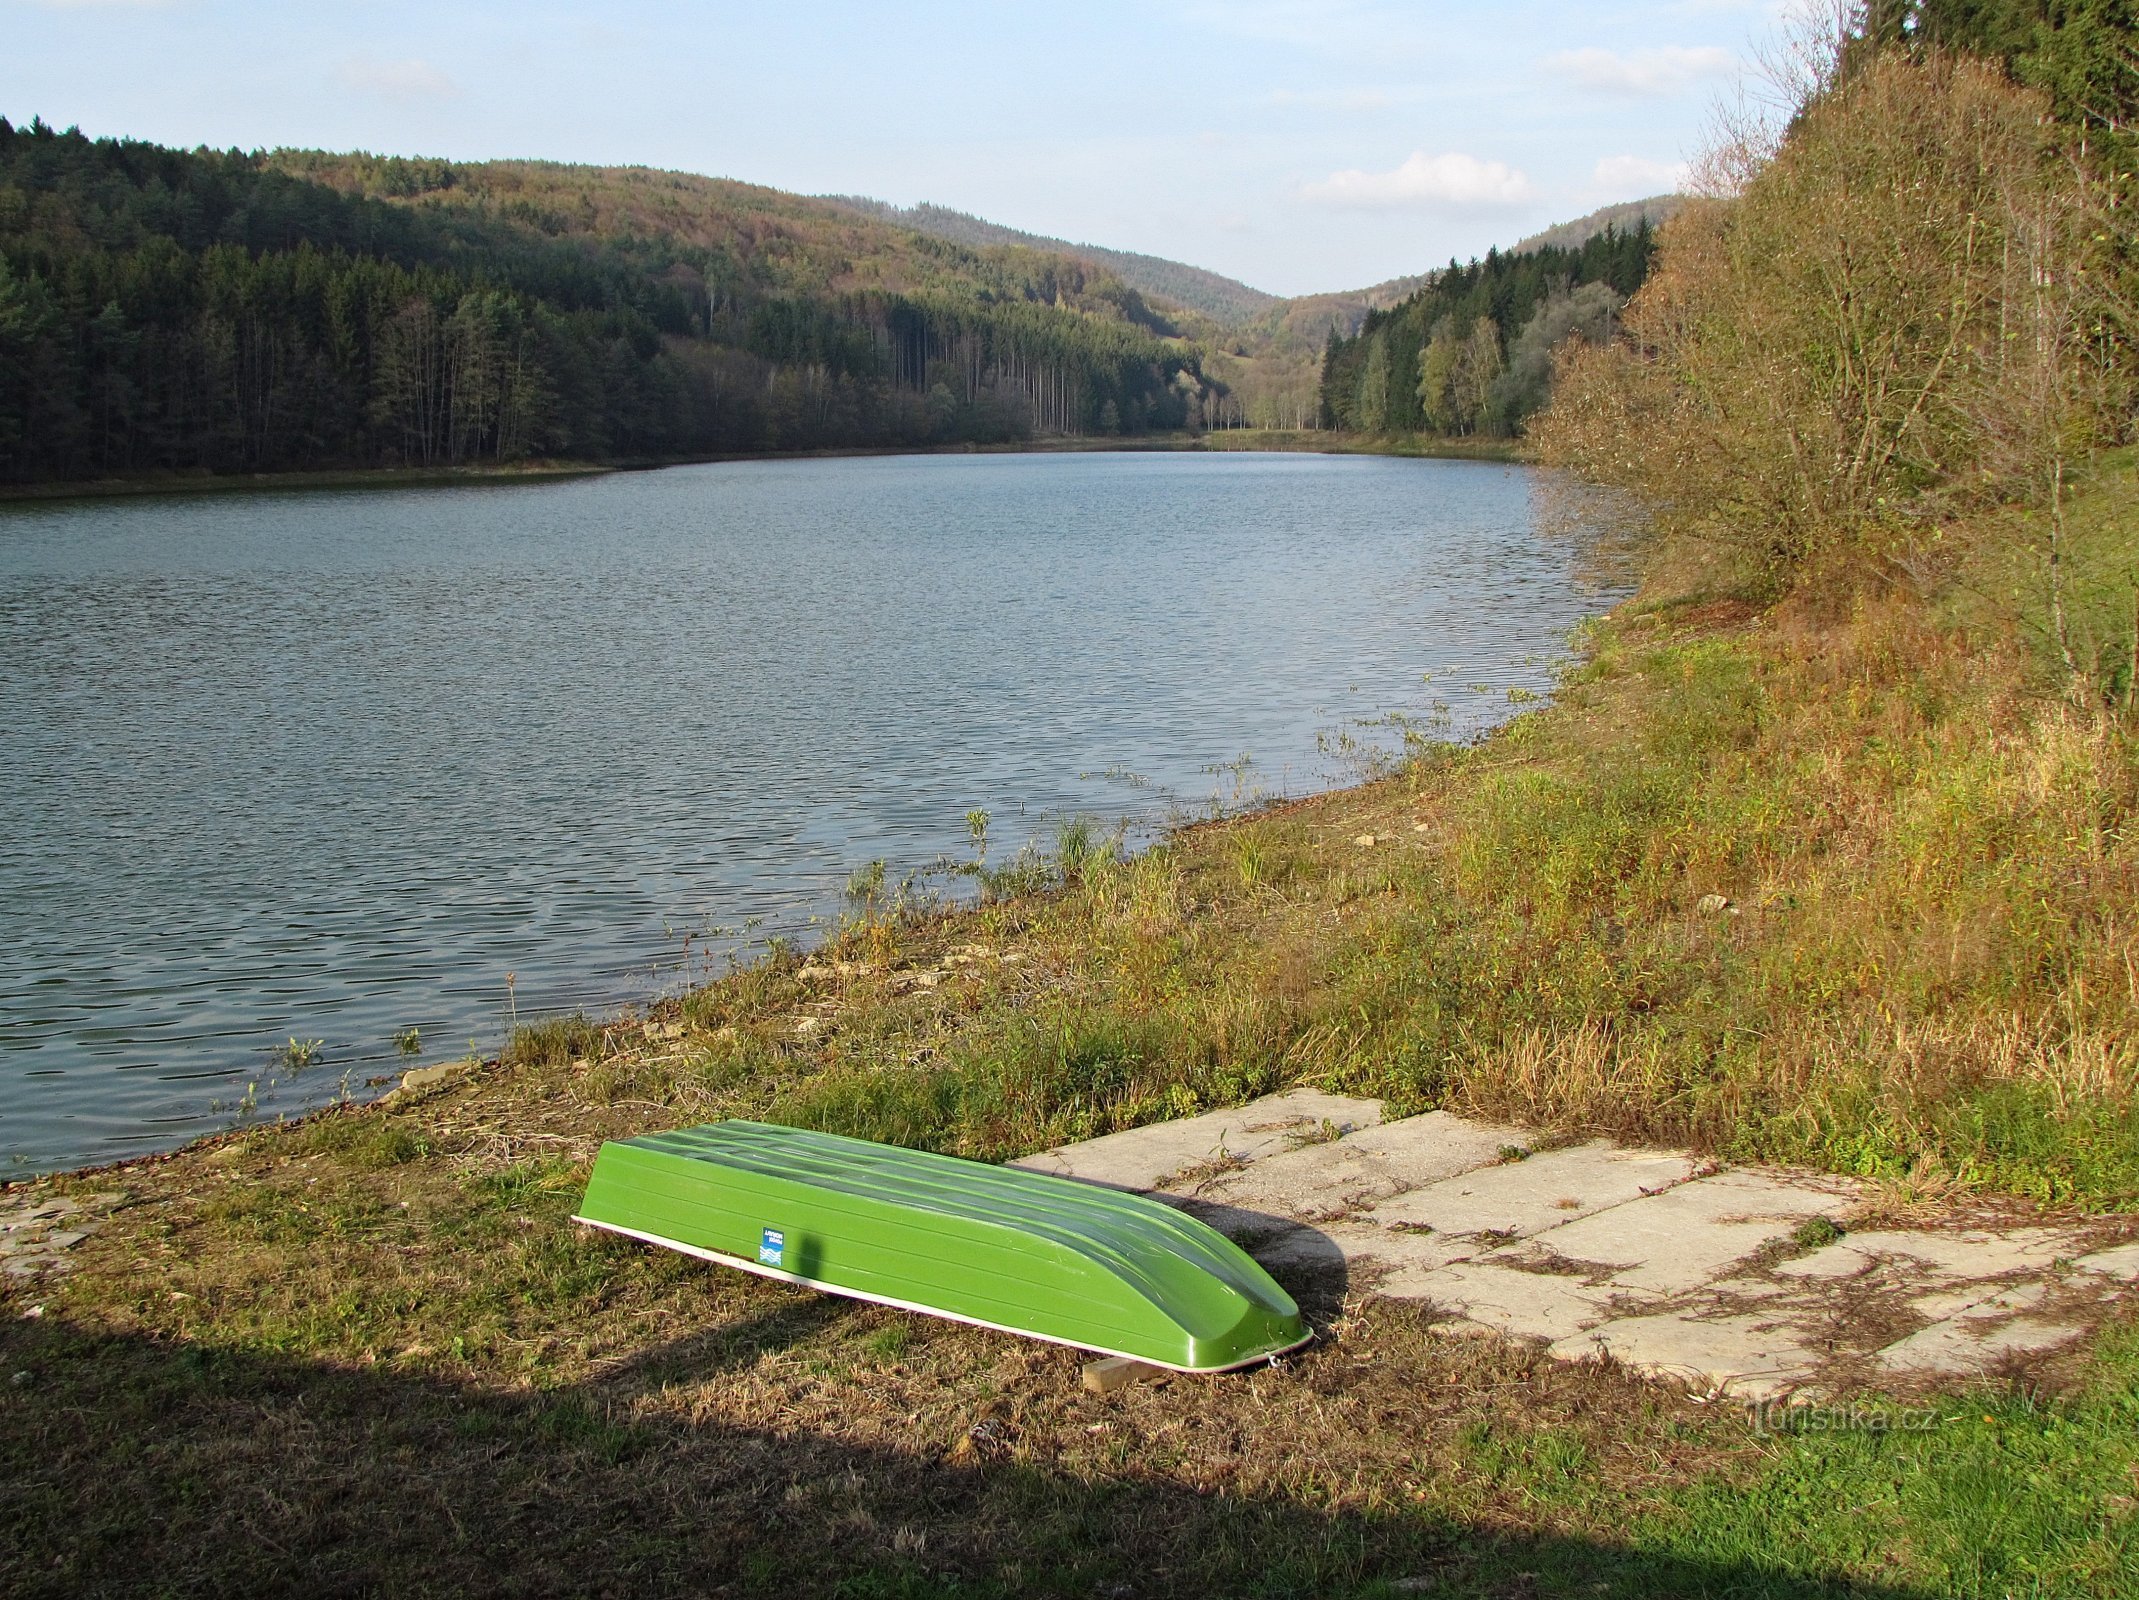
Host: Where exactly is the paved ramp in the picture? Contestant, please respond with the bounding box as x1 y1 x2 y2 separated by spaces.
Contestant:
1014 1092 2139 1401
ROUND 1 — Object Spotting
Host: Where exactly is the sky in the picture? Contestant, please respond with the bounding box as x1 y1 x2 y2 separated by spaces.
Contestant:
5 0 1788 298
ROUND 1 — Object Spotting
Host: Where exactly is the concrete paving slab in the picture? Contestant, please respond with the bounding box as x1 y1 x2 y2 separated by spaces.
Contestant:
1364 1141 1698 1240
1551 1312 1823 1401
1775 1228 2081 1284
1162 1199 1312 1251
1009 1091 1383 1191
1181 1110 1517 1219
1244 1225 1353 1281
2072 1242 2139 1282
1021 1101 2139 1394
1399 1261 1641 1343
1298 1224 1485 1293
1877 1306 2087 1375
1530 1171 1850 1294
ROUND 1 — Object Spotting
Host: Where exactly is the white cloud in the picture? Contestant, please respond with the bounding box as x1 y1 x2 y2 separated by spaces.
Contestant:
1592 154 1690 194
1303 151 1536 211
337 56 460 103
17 0 173 8
1546 45 1736 97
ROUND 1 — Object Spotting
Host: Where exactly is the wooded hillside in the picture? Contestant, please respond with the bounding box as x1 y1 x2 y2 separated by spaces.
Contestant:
0 125 1212 484
1317 226 1657 437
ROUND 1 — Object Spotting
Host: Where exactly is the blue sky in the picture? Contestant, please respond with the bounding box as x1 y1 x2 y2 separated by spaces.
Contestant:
5 0 1783 297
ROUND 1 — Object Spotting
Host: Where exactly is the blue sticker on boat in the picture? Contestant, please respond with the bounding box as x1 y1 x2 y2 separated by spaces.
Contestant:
758 1227 784 1268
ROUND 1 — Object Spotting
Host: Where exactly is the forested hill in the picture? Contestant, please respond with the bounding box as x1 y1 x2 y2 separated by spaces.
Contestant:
0 122 1214 486
1513 195 1683 255
824 198 1281 326
1319 224 1658 438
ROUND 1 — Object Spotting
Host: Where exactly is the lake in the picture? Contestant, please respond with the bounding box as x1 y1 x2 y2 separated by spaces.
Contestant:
0 450 1603 1173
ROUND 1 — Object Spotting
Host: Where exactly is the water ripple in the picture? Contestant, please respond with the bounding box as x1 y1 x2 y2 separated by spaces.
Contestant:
0 451 1610 1171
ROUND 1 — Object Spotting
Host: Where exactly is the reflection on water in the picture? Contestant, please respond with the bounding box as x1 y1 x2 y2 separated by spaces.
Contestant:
0 451 1605 1171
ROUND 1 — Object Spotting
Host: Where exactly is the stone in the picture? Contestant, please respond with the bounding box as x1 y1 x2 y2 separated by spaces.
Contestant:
1552 1311 1822 1401
1364 1141 1698 1241
1399 1260 1641 1343
1010 1091 1385 1192
1179 1111 1518 1220
2072 1242 2139 1282
1533 1171 1852 1295
398 1062 469 1094
1353 834 1378 848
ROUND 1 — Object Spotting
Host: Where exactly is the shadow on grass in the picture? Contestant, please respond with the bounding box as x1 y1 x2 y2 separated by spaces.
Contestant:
0 1310 1937 1600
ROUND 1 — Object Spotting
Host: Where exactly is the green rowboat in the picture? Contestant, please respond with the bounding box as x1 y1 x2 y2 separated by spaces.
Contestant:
574 1121 1308 1372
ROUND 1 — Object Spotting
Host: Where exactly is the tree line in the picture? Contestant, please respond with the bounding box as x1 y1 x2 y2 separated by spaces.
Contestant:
1316 224 1658 437
1536 3 2138 697
0 121 1212 484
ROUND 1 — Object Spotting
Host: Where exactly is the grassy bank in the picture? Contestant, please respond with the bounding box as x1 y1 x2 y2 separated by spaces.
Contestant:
5 452 2137 1594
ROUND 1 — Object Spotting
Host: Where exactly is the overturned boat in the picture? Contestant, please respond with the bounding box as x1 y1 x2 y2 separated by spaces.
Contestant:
574 1120 1308 1372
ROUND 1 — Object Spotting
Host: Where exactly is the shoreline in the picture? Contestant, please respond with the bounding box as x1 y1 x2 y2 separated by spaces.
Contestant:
5 761 1441 1187
0 431 1527 505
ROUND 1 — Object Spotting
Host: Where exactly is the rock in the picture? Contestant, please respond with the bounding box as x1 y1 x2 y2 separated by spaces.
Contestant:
1353 834 1377 848
793 1016 826 1036
398 1062 469 1094
1697 893 1735 916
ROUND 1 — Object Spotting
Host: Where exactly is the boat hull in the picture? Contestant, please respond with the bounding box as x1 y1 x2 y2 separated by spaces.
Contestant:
574 1121 1308 1373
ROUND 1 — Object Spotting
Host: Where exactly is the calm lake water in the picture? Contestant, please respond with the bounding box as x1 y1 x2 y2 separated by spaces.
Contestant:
0 451 1602 1173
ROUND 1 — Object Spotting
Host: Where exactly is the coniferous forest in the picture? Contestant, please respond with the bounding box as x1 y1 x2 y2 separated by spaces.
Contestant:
1316 227 1659 437
0 121 1210 485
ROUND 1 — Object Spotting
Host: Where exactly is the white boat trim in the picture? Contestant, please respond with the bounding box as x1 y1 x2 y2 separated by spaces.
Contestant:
572 1215 1313 1375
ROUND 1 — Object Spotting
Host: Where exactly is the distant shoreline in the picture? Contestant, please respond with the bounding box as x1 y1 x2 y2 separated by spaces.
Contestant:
0 432 1527 505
